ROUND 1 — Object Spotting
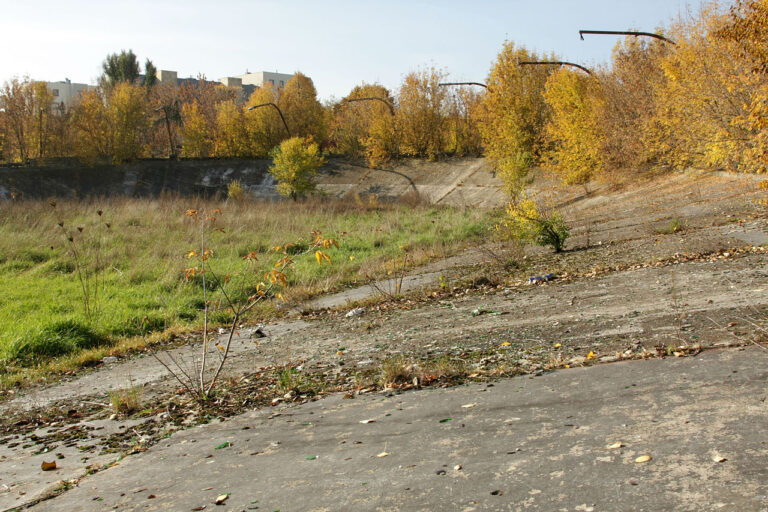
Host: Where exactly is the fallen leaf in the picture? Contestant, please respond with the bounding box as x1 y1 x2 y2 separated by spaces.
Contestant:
712 455 727 463
586 351 595 360
214 493 230 505
554 343 562 348
215 442 231 450
359 419 375 424
634 455 652 463
501 342 511 346
147 494 156 499
305 455 317 460
461 403 477 409
439 418 452 423
607 442 623 450
191 506 206 511
454 464 462 471
377 452 389 458
41 461 57 471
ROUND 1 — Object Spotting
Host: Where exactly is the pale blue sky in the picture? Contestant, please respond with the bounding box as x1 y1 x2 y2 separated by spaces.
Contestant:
1 0 717 101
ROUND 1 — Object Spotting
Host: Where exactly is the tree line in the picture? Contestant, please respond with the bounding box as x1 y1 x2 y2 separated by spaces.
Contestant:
1 0 767 189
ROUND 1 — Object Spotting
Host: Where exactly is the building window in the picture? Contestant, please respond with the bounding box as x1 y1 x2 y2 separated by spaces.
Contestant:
280 81 284 87
269 79 274 85
53 89 59 96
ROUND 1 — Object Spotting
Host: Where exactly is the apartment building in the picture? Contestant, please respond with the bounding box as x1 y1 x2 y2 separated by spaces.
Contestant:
45 79 95 108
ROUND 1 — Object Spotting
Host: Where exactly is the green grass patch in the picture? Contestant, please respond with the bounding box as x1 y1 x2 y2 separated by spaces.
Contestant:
0 196 500 371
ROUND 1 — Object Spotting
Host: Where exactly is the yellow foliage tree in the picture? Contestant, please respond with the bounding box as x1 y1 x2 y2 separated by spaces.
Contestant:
0 78 57 162
542 69 605 185
269 136 325 200
245 87 287 157
180 102 211 157
72 88 115 164
644 5 750 172
479 42 555 195
596 36 670 175
395 67 447 160
213 100 247 157
278 72 325 142
444 85 484 157
108 82 149 164
330 83 395 161
717 0 768 173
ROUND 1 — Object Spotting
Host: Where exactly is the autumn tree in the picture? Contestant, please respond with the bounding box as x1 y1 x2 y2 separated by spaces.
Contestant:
180 102 211 157
717 0 768 173
27 81 56 160
596 35 670 175
278 72 325 142
0 78 31 162
72 88 111 163
214 100 248 157
149 81 182 158
396 67 448 160
479 43 555 194
72 82 148 164
330 83 396 162
269 136 325 200
444 85 484 157
542 69 605 185
645 6 750 172
244 87 287 157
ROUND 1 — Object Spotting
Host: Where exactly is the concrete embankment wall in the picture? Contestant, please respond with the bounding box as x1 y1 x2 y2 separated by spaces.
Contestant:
0 157 506 208
0 159 279 201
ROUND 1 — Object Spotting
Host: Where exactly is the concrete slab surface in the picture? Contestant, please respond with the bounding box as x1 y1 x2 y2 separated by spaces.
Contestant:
36 347 768 512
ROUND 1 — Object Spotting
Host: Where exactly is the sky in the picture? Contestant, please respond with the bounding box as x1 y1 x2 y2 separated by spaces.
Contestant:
0 0 716 101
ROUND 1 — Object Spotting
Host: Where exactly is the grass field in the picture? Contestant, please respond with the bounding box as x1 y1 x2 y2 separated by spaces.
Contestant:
0 195 499 372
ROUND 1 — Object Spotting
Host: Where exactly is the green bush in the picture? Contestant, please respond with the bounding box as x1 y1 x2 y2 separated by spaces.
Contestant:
501 197 570 253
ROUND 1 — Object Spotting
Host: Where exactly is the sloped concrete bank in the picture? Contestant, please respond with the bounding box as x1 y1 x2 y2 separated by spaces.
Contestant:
0 157 506 207
0 159 279 201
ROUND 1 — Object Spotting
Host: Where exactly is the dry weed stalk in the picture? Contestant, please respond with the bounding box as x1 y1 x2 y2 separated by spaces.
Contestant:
151 207 337 401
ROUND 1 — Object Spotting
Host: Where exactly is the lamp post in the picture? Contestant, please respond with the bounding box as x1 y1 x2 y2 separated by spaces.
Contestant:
518 61 593 75
579 30 677 46
154 103 180 160
247 103 291 137
438 82 488 89
341 97 395 116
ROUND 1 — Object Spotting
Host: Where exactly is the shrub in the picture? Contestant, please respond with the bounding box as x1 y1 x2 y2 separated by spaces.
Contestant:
501 197 569 253
227 179 245 201
269 137 325 200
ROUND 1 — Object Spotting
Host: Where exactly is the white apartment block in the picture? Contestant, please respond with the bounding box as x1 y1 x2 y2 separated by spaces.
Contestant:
233 71 293 91
45 79 95 108
155 69 294 93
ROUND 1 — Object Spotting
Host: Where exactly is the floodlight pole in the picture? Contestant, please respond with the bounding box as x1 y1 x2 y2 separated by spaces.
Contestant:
518 61 593 75
247 103 291 137
341 97 396 116
579 30 677 46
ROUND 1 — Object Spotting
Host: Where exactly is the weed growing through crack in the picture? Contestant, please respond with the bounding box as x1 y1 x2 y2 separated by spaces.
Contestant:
656 217 687 235
381 355 418 387
109 384 144 415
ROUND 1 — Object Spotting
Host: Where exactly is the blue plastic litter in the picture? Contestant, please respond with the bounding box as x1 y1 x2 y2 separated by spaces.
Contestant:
528 273 557 284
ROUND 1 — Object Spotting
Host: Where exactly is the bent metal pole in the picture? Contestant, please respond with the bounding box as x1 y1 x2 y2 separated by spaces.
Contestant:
518 61 593 75
247 103 291 137
578 30 677 46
